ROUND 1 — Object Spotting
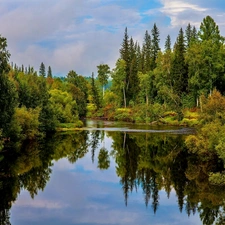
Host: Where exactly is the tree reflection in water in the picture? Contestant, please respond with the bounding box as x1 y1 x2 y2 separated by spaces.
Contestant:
0 129 225 225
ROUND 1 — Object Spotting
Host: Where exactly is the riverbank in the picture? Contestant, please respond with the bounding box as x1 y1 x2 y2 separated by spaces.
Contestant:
56 108 199 132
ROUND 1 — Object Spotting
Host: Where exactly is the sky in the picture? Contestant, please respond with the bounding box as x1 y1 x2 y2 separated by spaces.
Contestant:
1 0 225 77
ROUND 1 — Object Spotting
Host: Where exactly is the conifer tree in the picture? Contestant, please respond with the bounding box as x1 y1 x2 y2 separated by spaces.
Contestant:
185 23 192 48
128 37 139 103
191 26 198 43
151 23 160 70
39 62 46 77
171 28 188 97
120 27 130 64
47 66 52 78
164 35 171 52
119 28 139 105
143 30 152 72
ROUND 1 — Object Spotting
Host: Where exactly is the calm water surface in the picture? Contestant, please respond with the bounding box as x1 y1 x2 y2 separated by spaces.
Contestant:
1 120 223 225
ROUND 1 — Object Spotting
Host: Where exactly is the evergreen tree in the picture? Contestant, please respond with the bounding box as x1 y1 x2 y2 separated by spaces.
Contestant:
191 26 198 43
47 66 52 78
171 28 188 97
151 23 160 70
164 35 171 52
120 27 130 63
39 62 46 77
185 23 192 48
0 35 10 74
119 28 139 105
127 37 139 104
143 30 152 72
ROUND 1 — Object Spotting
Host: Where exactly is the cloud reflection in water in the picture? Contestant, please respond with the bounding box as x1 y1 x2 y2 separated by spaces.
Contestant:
10 135 201 225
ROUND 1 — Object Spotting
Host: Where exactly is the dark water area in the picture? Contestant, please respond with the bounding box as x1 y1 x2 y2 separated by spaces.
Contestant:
0 120 224 225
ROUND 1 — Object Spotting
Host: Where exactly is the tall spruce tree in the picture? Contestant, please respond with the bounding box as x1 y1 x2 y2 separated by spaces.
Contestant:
171 28 188 97
191 26 198 43
39 62 46 77
128 37 139 103
151 23 160 70
47 66 52 78
120 27 130 64
164 35 171 52
119 28 139 105
185 23 192 48
143 30 152 73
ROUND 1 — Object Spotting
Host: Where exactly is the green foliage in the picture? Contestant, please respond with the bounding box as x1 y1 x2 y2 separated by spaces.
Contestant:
200 89 225 123
198 15 223 44
9 106 41 140
97 64 110 94
57 121 83 129
66 70 88 118
111 59 127 107
0 73 17 133
98 147 110 170
49 89 78 123
209 172 225 186
114 108 133 122
181 93 196 109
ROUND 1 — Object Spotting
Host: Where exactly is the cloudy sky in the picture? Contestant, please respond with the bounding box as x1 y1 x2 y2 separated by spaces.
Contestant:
1 0 225 77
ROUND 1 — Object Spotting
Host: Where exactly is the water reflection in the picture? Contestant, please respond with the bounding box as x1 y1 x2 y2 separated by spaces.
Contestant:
0 125 225 224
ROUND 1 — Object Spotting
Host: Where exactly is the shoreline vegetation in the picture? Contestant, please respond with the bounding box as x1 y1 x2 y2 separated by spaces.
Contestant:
56 108 199 131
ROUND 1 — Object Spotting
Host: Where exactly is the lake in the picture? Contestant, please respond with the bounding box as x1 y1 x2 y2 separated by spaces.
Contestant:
1 120 224 225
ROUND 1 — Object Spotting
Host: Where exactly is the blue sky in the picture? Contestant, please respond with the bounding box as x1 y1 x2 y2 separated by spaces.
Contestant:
1 0 225 76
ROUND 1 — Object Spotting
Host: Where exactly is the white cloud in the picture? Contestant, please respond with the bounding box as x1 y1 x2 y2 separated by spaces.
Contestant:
14 197 68 209
156 0 208 27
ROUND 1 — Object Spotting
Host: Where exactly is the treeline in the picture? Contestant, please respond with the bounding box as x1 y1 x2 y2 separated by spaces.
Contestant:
100 15 225 122
0 47 92 141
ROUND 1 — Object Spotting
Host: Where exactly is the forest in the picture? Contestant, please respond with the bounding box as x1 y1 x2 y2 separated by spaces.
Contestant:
1 15 225 146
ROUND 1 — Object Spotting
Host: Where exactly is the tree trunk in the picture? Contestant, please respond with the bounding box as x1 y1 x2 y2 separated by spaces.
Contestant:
123 86 126 108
